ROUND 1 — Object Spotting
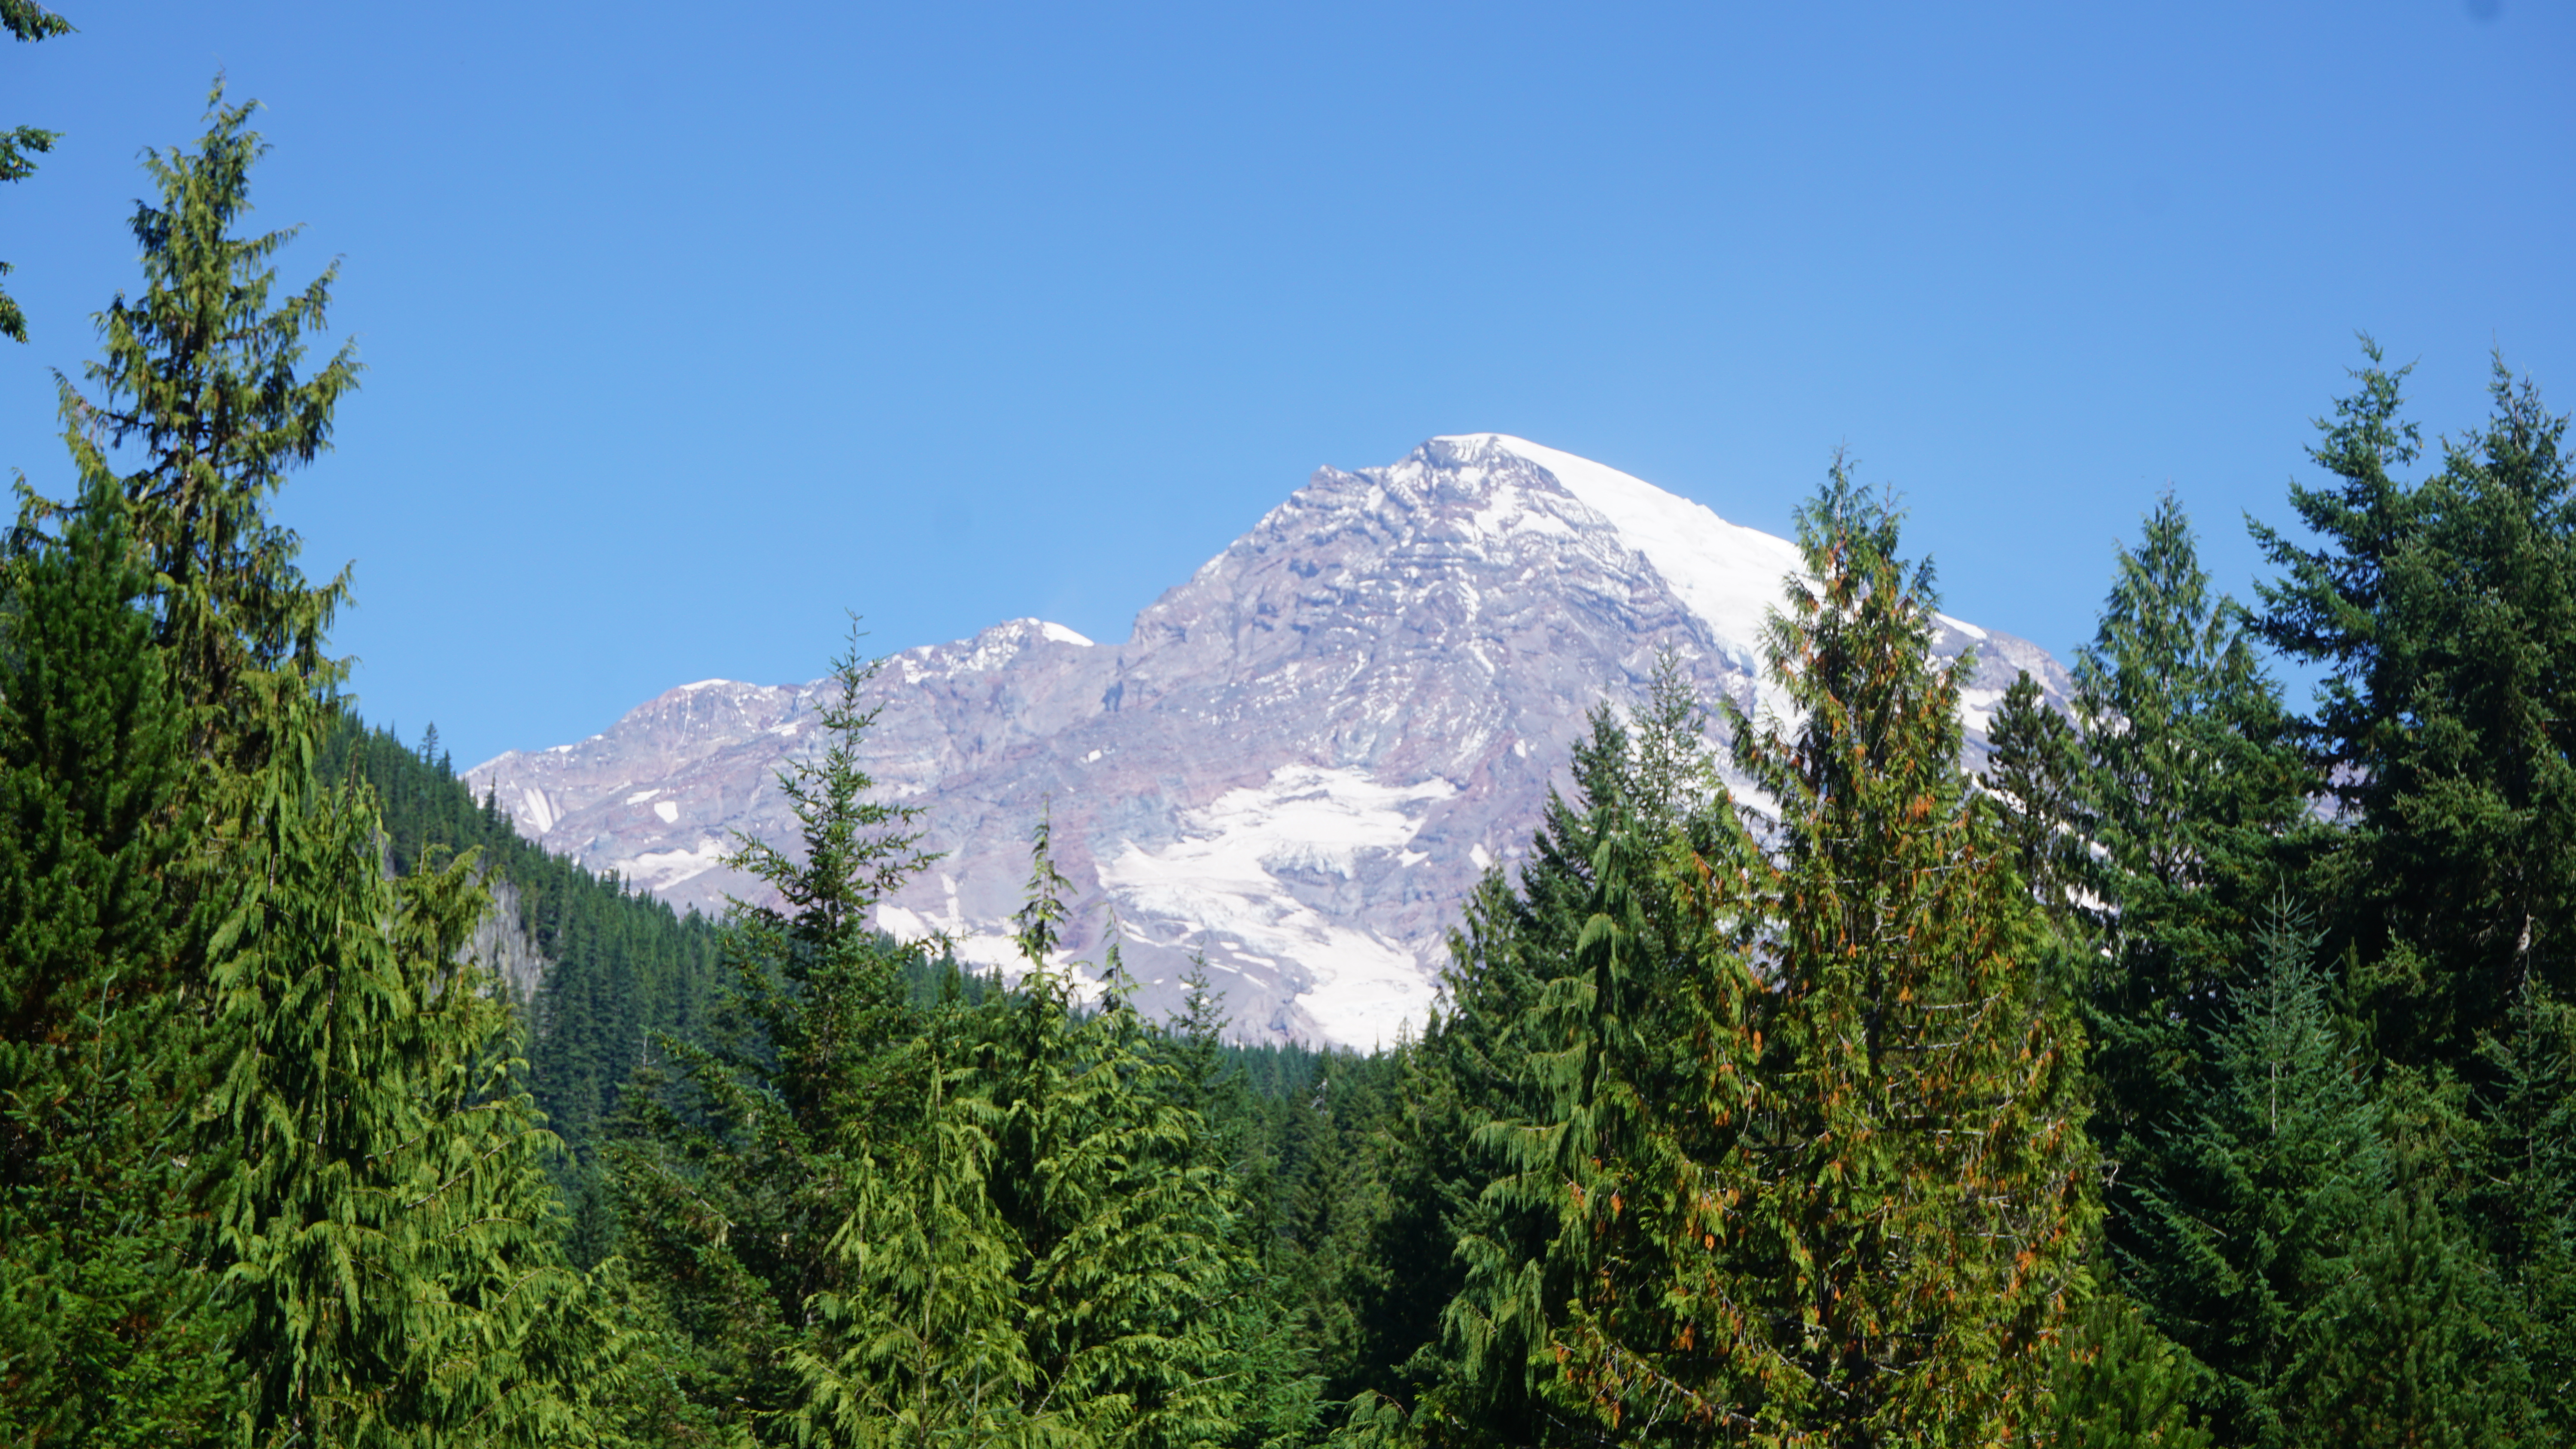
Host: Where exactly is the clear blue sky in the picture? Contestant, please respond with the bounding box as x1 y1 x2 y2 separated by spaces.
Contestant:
4 1 2569 767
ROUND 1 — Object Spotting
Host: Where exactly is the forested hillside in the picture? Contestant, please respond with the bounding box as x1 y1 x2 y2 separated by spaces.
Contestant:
2 83 2570 1449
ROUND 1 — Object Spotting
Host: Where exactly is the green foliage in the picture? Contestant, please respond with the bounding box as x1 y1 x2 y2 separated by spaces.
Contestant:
2254 342 2576 1070
2063 496 2314 1372
15 120 2576 1446
0 0 70 343
2046 1290 2213 1449
0 88 638 1446
611 650 1295 1447
0 474 240 1441
1685 461 2093 1444
315 715 725 1230
46 80 358 778
1394 466 2094 1447
206 731 602 1446
2122 904 2380 1447
2472 985 2576 1442
1984 667 2085 919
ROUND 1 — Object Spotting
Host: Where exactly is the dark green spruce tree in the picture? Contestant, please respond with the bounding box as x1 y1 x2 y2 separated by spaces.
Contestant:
2252 343 2576 1068
0 476 239 1441
1370 702 1645 1445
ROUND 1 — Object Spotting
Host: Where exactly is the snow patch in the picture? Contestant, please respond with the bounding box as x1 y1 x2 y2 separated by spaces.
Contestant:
628 837 728 893
519 787 558 836
1040 621 1095 647
1097 765 1456 1044
624 788 662 805
1959 686 2007 736
653 800 680 824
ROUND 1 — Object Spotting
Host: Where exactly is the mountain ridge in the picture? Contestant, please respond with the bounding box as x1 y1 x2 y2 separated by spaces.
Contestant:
467 435 2069 1044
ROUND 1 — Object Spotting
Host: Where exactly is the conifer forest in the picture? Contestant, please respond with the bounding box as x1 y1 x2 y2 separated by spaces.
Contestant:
6 79 2575 1449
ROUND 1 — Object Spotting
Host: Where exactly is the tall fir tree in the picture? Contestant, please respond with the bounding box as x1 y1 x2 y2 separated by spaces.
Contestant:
1692 460 2094 1444
610 634 942 1442
4 86 630 1446
2067 496 2310 1325
1983 668 2087 923
2252 343 2576 1069
973 822 1254 1448
2120 903 2367 1447
0 475 240 1441
43 80 359 782
1421 657 1758 1444
1386 707 1641 1446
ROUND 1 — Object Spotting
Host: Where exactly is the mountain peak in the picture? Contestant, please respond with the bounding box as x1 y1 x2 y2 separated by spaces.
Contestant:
470 437 2067 1046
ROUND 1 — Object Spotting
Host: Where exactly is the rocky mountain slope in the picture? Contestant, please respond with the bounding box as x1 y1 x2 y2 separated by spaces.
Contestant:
465 435 2067 1045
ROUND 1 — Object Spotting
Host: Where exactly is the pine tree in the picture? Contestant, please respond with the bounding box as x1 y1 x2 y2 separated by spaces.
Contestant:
2044 1291 2212 1449
2252 344 2576 1069
2122 902 2382 1448
1983 668 2086 921
44 79 360 780
1389 710 1637 1446
974 822 1252 1447
611 632 942 1441
2070 495 2311 1344
1422 659 1760 1444
205 707 617 1446
794 999 1033 1449
0 476 240 1441
5 88 629 1446
1690 459 2093 1444
2470 983 2576 1443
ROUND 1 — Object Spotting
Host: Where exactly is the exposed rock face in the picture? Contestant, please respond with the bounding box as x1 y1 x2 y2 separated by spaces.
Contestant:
468 873 549 1005
466 436 2068 1046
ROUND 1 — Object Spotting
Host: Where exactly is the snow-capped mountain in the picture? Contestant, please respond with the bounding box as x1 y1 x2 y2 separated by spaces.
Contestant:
465 435 2067 1046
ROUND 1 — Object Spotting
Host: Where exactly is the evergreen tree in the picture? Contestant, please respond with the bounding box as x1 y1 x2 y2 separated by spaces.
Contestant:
44 80 360 781
0 0 71 343
1984 668 2086 921
2044 1291 2213 1449
2069 495 2310 1333
2252 344 2576 1069
1690 460 2093 1444
2469 983 2576 1443
1384 709 1638 1446
795 997 1033 1449
2123 903 2383 1448
0 476 239 1441
1421 660 1756 1445
611 634 941 1441
206 744 610 1446
973 822 1252 1447
4 88 630 1446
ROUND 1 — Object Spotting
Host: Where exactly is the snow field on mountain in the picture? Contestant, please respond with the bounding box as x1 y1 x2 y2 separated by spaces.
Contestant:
1096 765 1455 1045
1460 435 1809 670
